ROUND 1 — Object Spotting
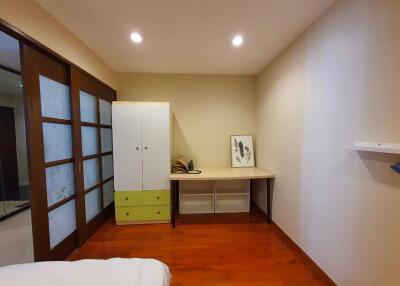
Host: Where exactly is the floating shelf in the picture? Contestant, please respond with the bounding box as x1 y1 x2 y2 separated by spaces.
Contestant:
346 142 400 155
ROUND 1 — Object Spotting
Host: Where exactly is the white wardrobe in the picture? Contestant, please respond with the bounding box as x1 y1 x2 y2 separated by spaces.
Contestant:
112 102 171 224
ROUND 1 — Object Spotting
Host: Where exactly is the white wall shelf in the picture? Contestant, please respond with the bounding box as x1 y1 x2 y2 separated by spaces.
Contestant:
346 142 400 155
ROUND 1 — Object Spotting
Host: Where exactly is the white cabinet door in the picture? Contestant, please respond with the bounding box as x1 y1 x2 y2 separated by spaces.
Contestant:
112 102 143 191
141 103 170 190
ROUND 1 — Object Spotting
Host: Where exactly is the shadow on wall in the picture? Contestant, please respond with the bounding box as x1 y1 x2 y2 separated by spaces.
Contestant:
357 152 400 188
172 113 195 163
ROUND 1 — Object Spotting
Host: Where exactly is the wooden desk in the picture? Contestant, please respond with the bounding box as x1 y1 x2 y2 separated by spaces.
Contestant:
170 167 274 228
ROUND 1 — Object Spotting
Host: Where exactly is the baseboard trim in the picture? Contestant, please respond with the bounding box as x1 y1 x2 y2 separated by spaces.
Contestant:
252 203 336 286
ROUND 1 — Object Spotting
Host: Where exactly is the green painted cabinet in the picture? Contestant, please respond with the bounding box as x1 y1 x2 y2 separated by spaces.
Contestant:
116 205 170 222
115 190 170 207
115 190 171 224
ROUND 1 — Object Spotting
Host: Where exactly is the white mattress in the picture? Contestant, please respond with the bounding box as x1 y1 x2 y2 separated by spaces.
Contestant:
0 258 171 286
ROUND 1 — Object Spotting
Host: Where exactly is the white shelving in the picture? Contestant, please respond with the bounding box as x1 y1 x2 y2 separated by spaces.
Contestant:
346 142 400 155
179 180 250 214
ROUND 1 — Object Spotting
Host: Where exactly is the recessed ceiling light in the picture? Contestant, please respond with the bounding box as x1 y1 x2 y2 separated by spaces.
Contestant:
130 32 143 43
232 35 244 47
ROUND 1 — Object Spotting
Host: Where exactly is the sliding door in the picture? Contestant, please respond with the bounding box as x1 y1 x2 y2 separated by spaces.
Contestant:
71 67 115 244
22 45 116 261
22 45 77 260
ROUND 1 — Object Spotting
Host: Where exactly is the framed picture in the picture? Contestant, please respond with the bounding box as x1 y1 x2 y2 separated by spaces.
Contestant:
231 135 255 168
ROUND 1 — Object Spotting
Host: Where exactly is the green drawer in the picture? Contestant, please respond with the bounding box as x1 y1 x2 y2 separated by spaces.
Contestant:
116 205 171 222
115 190 170 207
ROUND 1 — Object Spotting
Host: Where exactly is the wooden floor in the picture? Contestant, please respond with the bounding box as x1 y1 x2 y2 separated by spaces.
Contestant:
69 208 334 286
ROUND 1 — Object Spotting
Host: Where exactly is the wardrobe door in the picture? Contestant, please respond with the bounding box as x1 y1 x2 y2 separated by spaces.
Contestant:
141 103 170 191
22 45 78 261
112 102 142 191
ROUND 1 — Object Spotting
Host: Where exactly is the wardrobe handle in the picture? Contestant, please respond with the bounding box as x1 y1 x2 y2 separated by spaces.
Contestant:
136 147 139 150
125 197 129 201
157 196 160 200
157 211 160 215
126 212 130 216
144 146 148 150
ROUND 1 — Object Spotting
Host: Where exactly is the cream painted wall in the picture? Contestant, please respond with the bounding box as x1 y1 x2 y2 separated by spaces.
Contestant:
254 0 400 285
117 73 257 167
0 0 117 89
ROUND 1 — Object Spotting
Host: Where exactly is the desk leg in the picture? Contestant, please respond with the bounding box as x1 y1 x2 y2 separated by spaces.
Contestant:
266 178 272 224
171 180 179 228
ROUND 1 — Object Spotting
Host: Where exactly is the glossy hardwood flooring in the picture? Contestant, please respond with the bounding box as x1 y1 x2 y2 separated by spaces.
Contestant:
69 208 334 286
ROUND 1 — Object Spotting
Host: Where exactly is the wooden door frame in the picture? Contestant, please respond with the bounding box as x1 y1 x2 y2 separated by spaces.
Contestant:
0 19 116 261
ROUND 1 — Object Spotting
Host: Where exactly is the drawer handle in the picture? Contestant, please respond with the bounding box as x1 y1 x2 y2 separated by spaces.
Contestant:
126 212 130 216
157 211 160 215
125 197 129 201
157 196 160 200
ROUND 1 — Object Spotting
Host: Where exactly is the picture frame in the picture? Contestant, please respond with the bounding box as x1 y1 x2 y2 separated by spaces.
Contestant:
231 135 255 168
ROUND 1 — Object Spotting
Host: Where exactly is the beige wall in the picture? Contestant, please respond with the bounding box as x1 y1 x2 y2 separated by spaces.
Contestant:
0 0 117 89
254 0 400 285
117 73 257 167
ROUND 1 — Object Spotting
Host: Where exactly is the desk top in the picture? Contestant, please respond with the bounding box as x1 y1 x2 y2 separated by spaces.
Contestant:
170 167 274 181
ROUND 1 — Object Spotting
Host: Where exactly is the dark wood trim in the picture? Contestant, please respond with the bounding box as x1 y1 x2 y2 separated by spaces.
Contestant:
84 182 102 194
81 122 112 129
250 204 336 286
48 195 75 212
42 117 72 125
44 158 74 168
0 63 21 75
0 19 117 95
70 67 86 247
81 121 98 127
96 94 105 214
102 176 114 184
83 153 100 161
82 151 112 161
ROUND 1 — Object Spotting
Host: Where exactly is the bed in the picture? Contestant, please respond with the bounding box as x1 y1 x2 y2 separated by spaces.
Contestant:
0 258 171 286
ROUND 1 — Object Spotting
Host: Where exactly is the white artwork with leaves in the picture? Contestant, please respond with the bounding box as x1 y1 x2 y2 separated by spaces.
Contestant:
231 135 255 167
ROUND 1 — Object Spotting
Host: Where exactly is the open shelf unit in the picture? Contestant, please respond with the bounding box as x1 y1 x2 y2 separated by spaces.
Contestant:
179 180 250 214
346 142 400 155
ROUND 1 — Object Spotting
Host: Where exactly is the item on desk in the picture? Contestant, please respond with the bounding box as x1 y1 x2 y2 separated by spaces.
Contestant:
172 155 202 174
231 135 255 168
391 162 400 174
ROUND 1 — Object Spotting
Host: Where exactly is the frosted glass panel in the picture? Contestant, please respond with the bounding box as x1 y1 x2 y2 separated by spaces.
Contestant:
100 128 112 152
99 99 111 125
80 90 97 123
81 126 98 156
42 123 73 162
83 158 100 189
102 155 113 180
85 188 101 223
48 199 76 249
103 179 114 207
46 163 75 206
39 75 71 120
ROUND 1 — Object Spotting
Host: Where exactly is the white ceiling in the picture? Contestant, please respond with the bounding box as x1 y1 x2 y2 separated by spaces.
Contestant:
36 0 334 74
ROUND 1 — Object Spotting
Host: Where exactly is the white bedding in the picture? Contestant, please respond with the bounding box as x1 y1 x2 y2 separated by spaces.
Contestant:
0 258 171 286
